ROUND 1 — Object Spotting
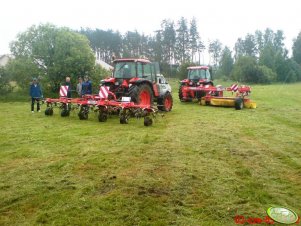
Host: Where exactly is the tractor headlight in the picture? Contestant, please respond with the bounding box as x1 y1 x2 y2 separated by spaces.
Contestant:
189 81 193 85
197 82 200 86
115 82 119 85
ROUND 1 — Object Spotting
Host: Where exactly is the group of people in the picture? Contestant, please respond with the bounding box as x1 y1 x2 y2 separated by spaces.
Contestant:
64 75 92 98
30 75 93 112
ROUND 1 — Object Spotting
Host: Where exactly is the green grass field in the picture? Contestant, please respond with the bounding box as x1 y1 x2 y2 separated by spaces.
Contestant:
0 81 300 225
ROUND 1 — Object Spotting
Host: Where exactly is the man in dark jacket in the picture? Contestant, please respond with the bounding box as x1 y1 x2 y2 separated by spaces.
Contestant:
65 76 72 98
81 76 92 96
30 78 43 113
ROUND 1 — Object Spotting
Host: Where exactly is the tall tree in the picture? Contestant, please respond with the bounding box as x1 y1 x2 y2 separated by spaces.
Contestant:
189 17 200 62
10 24 95 89
244 34 257 57
218 46 233 77
234 38 245 60
292 32 301 64
161 19 176 65
175 17 190 63
208 39 222 67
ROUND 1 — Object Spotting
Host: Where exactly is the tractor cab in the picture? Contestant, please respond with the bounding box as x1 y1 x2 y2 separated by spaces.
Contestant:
101 58 173 111
183 66 213 86
179 66 213 101
113 58 158 82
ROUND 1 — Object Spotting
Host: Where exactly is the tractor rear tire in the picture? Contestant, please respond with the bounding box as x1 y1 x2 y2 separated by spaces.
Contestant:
158 92 173 112
235 97 244 110
144 117 153 126
129 84 153 106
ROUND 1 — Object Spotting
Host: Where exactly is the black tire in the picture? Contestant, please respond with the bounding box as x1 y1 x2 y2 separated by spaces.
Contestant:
144 117 153 126
128 85 138 102
178 85 184 101
129 84 153 106
61 109 70 117
234 97 244 110
120 116 128 124
78 111 88 120
45 108 53 116
78 106 88 120
179 85 192 102
98 112 107 122
158 92 173 112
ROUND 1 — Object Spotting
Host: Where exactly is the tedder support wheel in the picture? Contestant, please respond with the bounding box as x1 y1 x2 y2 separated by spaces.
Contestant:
98 112 108 122
120 116 128 124
78 106 89 120
61 109 70 117
144 116 153 126
129 84 153 106
78 111 88 120
158 92 173 111
45 108 53 116
235 97 244 110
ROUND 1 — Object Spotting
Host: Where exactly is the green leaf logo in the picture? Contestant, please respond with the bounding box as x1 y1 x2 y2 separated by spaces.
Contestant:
267 207 299 224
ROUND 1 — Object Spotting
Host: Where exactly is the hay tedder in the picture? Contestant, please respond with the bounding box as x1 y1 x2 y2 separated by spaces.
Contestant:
44 86 157 126
179 66 256 109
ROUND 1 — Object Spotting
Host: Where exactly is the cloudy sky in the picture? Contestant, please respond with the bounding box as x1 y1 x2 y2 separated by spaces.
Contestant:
1 0 300 62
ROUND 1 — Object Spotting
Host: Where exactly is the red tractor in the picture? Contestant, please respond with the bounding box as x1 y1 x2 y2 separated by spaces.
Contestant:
100 58 173 111
179 66 213 101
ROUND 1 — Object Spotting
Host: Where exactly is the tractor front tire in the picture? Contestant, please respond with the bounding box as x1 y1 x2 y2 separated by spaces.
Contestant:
158 92 173 112
178 85 184 102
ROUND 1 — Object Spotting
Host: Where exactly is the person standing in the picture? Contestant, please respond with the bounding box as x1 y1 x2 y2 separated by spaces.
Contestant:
76 77 83 97
30 78 43 113
81 76 92 96
64 76 72 98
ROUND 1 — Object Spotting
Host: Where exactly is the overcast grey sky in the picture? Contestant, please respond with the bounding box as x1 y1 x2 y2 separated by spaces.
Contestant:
1 0 300 63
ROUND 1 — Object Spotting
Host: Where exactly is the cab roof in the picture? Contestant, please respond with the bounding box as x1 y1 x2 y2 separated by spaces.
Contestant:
113 58 151 64
187 66 209 70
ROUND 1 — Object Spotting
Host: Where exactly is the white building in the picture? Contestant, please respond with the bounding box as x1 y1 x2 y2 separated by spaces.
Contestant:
95 59 113 71
0 54 13 67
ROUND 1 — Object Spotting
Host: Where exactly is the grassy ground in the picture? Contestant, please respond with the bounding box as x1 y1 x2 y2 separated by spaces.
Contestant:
0 81 300 225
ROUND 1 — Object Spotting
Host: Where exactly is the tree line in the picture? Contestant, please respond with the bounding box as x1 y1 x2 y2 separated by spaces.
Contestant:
80 17 205 76
80 23 301 84
1 20 301 96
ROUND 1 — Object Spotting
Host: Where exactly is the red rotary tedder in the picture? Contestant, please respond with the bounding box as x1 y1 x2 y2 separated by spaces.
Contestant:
44 86 157 126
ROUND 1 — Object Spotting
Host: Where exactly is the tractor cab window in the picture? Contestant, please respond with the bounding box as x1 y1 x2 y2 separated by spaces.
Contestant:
137 63 143 78
114 62 136 79
206 70 211 80
143 63 153 81
188 69 210 80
